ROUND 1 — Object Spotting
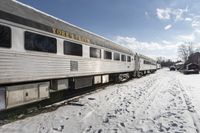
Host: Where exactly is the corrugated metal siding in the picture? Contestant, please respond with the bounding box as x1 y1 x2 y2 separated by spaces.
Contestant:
0 51 69 83
139 64 156 71
0 50 134 84
139 61 157 70
138 58 157 71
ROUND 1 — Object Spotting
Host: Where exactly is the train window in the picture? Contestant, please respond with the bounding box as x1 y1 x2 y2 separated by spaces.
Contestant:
0 25 11 48
90 47 101 58
144 60 152 64
114 53 120 61
25 31 57 53
104 50 112 60
127 56 131 62
64 41 82 56
121 54 126 62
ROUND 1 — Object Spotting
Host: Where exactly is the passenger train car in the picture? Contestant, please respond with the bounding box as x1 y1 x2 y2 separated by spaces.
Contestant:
137 54 157 76
0 0 158 111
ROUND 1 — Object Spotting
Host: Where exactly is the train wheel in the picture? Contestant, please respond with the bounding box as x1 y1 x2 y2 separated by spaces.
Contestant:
136 72 142 78
118 73 130 82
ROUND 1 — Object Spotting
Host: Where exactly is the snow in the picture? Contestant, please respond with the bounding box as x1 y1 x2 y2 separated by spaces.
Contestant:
1 69 200 133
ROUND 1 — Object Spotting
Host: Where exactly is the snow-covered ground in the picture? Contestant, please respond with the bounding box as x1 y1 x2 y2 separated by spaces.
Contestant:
1 69 200 133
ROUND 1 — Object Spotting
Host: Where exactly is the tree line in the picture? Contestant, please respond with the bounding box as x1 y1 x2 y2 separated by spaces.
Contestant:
157 42 200 68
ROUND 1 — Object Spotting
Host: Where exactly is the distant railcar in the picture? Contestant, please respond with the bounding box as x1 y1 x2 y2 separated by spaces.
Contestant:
133 54 157 77
0 0 157 110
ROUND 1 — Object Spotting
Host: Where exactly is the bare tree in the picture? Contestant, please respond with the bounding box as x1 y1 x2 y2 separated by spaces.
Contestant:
178 44 188 62
156 57 174 67
156 57 165 63
188 42 194 55
195 47 200 53
178 42 194 62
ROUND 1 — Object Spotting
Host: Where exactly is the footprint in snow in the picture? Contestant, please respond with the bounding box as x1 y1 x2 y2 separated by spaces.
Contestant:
174 103 177 107
169 121 178 127
52 125 64 132
88 97 95 100
180 125 184 128
120 122 125 127
85 126 92 132
97 129 102 133
146 129 154 133
113 129 118 133
174 116 181 119
103 117 109 123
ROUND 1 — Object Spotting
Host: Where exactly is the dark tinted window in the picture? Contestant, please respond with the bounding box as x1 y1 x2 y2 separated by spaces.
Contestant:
64 41 82 56
25 31 57 53
0 25 11 48
121 54 126 62
127 56 131 62
114 53 120 61
90 47 101 58
104 51 112 60
144 60 148 64
144 60 154 65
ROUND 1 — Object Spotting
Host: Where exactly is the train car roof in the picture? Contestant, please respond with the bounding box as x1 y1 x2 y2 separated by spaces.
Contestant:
0 0 133 55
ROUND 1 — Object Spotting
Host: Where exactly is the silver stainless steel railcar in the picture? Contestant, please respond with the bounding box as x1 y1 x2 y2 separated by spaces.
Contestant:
0 0 157 110
138 54 157 76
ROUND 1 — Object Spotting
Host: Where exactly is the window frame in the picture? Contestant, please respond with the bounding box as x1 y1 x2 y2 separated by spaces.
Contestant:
63 40 83 56
121 54 126 62
104 50 112 60
144 60 153 65
24 31 57 53
0 24 12 48
114 52 120 61
127 56 131 62
90 47 101 58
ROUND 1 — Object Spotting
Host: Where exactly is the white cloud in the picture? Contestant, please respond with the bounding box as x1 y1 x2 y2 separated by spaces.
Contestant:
173 8 188 21
176 14 200 42
185 17 192 21
177 34 195 42
114 36 179 60
156 8 171 20
176 29 200 42
115 35 200 61
156 8 188 21
162 40 171 44
191 16 200 28
164 24 172 30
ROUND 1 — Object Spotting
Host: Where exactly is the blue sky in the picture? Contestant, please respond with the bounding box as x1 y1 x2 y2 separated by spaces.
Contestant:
17 0 200 60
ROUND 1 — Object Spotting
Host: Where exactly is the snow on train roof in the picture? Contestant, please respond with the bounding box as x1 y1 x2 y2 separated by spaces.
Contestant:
0 0 133 55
